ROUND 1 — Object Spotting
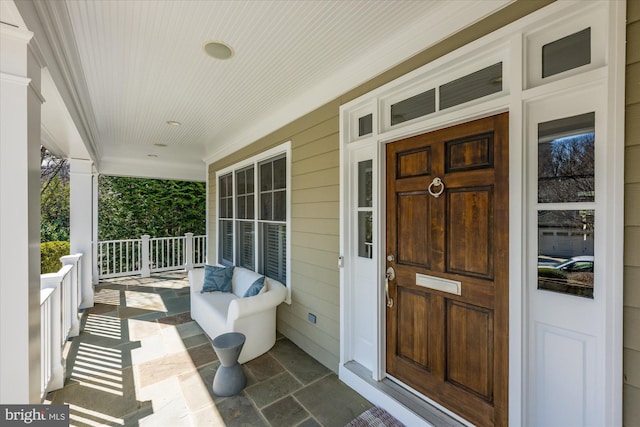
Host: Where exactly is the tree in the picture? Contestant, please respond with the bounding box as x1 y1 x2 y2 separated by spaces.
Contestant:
40 147 69 242
98 175 206 240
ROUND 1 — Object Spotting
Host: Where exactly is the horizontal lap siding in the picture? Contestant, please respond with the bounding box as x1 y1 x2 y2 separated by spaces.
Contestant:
208 101 342 371
626 1 640 425
206 0 560 374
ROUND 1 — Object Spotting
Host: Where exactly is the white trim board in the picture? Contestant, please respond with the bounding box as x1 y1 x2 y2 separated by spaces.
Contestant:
339 1 625 426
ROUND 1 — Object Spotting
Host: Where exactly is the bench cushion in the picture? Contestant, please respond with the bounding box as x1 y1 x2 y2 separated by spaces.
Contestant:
202 265 234 293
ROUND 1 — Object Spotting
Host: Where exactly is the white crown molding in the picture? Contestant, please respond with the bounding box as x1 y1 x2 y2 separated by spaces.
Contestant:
100 158 206 182
0 71 30 86
204 0 513 165
14 0 102 168
0 22 32 41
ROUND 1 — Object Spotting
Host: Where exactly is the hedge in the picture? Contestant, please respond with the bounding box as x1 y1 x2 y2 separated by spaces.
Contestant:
41 241 70 274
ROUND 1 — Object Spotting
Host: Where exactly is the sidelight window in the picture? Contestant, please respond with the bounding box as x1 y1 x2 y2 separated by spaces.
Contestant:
536 113 595 298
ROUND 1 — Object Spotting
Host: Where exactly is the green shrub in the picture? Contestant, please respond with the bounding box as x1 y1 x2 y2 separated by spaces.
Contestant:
41 241 70 274
537 268 567 279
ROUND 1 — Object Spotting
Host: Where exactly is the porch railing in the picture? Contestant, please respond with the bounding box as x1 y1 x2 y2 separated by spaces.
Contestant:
97 233 206 279
40 253 82 400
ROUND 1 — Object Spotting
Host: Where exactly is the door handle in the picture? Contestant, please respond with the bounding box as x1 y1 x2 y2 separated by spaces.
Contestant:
385 267 395 308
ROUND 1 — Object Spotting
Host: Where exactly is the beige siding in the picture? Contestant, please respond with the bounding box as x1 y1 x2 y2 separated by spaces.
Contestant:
626 0 640 425
207 0 554 372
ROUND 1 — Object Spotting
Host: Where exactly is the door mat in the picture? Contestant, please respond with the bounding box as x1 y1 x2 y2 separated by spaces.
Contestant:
345 406 404 427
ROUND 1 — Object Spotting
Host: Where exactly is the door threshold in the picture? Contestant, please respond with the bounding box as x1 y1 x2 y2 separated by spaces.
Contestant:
340 361 471 427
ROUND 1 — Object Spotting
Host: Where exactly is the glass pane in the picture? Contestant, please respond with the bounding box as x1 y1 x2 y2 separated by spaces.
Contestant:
439 62 502 110
274 190 286 221
261 193 272 220
260 162 272 191
273 157 286 189
237 196 246 219
236 169 246 195
538 112 595 203
219 198 227 217
238 221 255 270
359 114 373 136
391 88 436 126
247 196 254 220
358 160 373 208
226 199 233 218
263 223 286 283
358 211 373 259
246 167 254 193
538 210 594 298
543 28 591 78
219 220 233 265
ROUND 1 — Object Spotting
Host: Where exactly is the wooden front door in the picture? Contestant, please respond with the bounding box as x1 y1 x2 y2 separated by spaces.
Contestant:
385 113 509 426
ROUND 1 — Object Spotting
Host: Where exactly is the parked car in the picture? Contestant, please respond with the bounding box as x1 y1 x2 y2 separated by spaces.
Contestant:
541 255 594 273
537 256 563 268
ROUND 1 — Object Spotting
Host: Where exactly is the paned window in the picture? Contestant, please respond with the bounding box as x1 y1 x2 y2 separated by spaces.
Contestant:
537 113 595 298
217 147 289 285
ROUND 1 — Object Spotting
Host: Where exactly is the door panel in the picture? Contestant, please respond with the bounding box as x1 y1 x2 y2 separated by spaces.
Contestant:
397 193 430 267
386 113 508 427
446 300 494 401
447 187 493 278
397 288 431 369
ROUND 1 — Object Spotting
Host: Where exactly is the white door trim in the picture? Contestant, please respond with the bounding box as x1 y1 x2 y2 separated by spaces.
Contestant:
339 1 625 426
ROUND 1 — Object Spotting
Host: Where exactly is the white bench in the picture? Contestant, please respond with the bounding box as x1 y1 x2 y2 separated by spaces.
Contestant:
189 266 287 364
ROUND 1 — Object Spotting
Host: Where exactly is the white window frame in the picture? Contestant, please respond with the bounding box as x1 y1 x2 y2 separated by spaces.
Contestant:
215 141 292 303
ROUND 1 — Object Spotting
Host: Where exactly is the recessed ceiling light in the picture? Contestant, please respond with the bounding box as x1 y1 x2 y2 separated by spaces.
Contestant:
147 154 158 158
166 120 182 126
203 41 234 60
154 143 168 147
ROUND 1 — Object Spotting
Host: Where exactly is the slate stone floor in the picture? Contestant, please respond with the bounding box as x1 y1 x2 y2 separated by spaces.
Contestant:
45 272 372 426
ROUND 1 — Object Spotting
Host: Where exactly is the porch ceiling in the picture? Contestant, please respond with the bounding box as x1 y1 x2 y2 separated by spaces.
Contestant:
12 0 511 181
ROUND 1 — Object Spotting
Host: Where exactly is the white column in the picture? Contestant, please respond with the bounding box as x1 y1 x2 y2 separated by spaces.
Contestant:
70 159 95 308
185 232 194 271
141 235 151 277
92 173 99 285
0 24 43 404
60 254 82 337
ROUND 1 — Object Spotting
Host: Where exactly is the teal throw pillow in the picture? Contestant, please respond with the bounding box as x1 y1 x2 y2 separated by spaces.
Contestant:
201 265 234 293
243 276 265 297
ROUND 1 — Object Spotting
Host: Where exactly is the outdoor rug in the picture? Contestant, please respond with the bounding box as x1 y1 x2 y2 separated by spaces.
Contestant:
345 406 405 427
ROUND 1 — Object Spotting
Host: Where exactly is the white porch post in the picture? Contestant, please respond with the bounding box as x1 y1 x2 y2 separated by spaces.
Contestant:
92 174 99 285
141 235 151 277
0 24 43 403
60 254 82 337
70 159 95 308
185 232 194 271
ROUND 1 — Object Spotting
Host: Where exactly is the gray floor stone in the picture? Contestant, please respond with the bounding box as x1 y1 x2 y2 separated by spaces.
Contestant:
262 396 310 427
53 273 374 427
294 375 373 427
245 371 303 408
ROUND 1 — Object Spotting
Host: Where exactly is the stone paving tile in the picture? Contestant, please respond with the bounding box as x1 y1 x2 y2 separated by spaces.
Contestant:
186 342 218 367
178 362 218 413
294 374 372 427
157 312 192 325
215 393 268 427
135 350 199 388
269 338 331 385
244 371 303 408
164 294 191 315
175 320 204 339
245 352 286 383
297 417 322 427
262 396 310 427
183 333 210 349
189 403 227 426
57 273 375 427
